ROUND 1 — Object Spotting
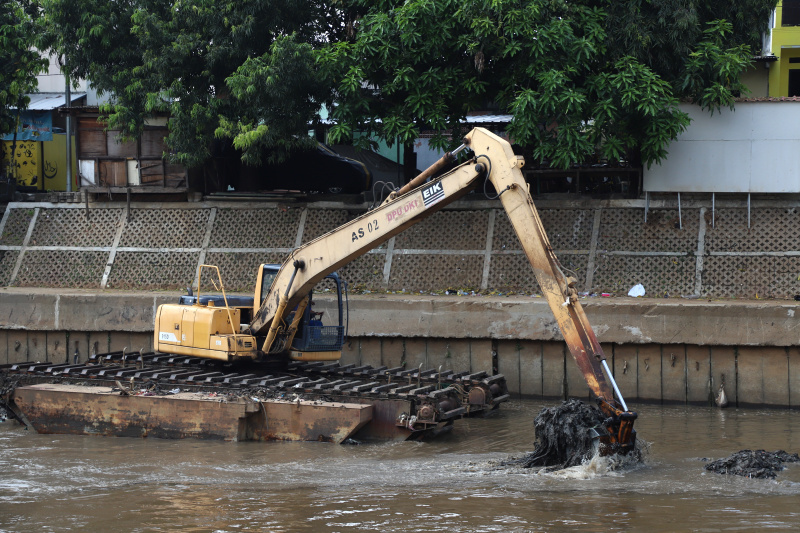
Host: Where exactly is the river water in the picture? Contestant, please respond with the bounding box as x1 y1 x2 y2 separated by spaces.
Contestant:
2 400 799 532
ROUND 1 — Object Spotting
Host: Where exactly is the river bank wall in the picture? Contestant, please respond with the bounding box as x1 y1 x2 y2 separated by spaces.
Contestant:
2 198 800 407
2 288 798 408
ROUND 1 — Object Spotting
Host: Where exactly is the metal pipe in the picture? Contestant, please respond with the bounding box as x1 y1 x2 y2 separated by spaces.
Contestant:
678 192 682 229
601 359 628 412
712 193 715 228
65 58 72 193
390 143 468 199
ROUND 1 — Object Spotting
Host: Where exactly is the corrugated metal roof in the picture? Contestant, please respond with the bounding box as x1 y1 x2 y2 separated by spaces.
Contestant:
319 114 513 126
464 114 512 123
734 96 800 102
23 92 86 110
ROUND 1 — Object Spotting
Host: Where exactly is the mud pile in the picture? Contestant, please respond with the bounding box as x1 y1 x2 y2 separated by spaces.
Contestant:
512 399 608 469
705 449 800 479
0 372 23 422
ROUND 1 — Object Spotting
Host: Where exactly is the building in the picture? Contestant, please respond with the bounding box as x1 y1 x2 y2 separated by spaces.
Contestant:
767 1 800 96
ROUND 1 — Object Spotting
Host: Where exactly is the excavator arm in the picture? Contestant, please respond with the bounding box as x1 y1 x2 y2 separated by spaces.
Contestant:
250 127 636 453
464 129 636 454
248 147 480 345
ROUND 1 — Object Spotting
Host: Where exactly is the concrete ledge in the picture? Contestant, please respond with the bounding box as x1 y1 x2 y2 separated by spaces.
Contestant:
3 289 799 406
331 294 800 347
0 288 174 332
3 288 800 346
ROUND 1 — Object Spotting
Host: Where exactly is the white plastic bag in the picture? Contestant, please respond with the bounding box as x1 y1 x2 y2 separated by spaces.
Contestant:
628 284 645 297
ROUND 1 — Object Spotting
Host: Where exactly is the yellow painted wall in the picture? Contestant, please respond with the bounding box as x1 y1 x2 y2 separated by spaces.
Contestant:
1 135 77 191
769 3 800 96
741 63 770 97
2 140 41 188
42 134 78 191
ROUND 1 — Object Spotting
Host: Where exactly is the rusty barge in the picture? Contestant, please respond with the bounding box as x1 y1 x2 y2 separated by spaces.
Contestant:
1 351 509 443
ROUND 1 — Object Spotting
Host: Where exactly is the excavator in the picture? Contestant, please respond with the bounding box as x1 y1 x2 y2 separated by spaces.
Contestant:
151 127 637 453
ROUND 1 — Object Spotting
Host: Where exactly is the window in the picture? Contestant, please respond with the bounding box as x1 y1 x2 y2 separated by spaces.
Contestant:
789 70 800 97
784 0 800 26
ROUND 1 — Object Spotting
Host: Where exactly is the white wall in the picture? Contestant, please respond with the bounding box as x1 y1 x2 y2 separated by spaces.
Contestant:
35 54 104 106
645 101 800 193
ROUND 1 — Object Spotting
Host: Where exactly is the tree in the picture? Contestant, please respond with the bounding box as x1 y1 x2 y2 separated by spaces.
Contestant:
325 0 778 168
35 0 777 175
0 0 48 172
37 0 349 171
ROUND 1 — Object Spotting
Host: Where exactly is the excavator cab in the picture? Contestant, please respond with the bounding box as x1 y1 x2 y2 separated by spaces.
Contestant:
255 264 348 361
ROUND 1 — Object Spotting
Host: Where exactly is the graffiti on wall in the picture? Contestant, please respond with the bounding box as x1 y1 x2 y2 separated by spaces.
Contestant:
1 141 40 187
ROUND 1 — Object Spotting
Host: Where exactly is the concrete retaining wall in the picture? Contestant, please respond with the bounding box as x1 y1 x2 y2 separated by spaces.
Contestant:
4 196 800 299
2 289 798 407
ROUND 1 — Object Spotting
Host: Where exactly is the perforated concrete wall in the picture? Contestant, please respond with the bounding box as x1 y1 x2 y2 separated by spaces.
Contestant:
2 201 799 299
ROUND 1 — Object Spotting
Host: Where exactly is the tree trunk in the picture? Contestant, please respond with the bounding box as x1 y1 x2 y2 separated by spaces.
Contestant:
402 141 417 185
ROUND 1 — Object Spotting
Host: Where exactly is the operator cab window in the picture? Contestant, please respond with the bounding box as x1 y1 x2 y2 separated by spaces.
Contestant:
259 267 278 306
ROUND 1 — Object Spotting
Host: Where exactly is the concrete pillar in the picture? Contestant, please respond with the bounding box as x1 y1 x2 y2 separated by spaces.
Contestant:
542 341 566 398
7 331 29 364
686 345 711 404
358 338 381 367
426 339 469 374
497 339 521 395
340 338 360 366
403 338 427 370
737 346 789 406
636 344 663 402
27 332 47 363
129 332 153 354
470 339 493 374
788 347 800 408
46 332 68 364
710 346 737 407
662 345 687 403
565 349 593 400
613 344 638 400
0 331 7 364
380 338 405 368
519 340 543 397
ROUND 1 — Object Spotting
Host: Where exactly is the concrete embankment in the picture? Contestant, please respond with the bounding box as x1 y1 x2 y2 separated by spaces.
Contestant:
2 287 798 408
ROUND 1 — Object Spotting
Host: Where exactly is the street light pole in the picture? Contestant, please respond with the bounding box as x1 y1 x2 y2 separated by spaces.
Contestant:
64 56 72 193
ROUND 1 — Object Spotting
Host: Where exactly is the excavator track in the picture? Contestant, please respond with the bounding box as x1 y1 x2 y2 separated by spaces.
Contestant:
1 352 509 442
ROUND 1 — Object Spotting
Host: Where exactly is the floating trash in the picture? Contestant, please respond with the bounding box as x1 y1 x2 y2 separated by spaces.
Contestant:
705 449 800 479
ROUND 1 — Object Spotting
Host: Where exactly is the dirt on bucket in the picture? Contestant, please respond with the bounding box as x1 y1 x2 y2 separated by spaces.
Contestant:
508 398 610 469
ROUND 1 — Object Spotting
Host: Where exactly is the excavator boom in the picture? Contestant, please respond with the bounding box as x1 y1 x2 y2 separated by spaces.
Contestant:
248 153 480 344
245 127 635 452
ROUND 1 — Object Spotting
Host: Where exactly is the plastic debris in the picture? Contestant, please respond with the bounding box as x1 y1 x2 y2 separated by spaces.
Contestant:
628 284 645 297
715 384 728 408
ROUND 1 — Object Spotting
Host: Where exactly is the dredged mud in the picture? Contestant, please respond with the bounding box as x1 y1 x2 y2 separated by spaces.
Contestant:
506 399 613 469
705 449 800 479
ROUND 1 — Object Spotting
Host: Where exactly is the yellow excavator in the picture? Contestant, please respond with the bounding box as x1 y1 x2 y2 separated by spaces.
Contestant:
153 127 637 454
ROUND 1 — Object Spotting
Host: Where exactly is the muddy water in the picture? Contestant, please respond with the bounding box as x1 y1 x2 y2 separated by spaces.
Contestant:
2 401 799 532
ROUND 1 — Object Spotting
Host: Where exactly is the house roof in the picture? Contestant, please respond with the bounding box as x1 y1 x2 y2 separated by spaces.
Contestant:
464 114 512 124
22 92 87 110
734 96 800 102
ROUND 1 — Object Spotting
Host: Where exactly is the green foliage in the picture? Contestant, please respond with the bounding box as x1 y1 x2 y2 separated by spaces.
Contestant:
328 0 777 168
37 0 347 167
217 35 330 165
0 0 48 137
33 0 777 171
